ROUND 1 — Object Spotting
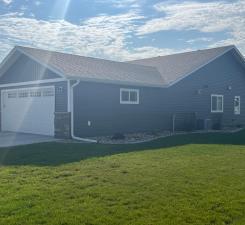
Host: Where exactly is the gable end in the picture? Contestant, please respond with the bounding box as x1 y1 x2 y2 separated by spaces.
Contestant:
0 52 62 84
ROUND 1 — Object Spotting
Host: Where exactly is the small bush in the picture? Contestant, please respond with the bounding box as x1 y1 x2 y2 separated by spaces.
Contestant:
111 133 125 140
212 122 221 130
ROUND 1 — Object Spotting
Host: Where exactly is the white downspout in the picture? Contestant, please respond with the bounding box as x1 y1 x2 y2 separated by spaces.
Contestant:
69 80 97 143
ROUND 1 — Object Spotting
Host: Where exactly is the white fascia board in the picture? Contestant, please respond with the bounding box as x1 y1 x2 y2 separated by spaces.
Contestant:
0 47 19 78
16 47 66 79
166 46 235 87
232 46 245 69
68 76 166 88
0 78 67 88
233 46 245 61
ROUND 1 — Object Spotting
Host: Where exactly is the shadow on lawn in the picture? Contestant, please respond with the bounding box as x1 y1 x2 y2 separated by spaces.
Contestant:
0 130 245 166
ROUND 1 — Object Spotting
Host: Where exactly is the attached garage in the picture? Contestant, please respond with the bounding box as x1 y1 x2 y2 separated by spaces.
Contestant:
1 86 55 136
1 45 245 141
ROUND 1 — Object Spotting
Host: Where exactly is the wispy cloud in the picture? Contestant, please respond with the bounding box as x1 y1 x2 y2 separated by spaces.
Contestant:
1 0 12 5
34 1 41 6
186 37 214 44
96 0 141 8
0 12 179 62
137 0 245 53
139 1 245 34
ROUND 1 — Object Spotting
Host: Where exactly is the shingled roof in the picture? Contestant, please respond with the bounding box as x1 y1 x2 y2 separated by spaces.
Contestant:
16 46 165 87
11 45 238 87
128 45 234 85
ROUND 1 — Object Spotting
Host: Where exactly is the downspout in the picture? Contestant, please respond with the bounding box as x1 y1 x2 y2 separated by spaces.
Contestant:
69 80 97 143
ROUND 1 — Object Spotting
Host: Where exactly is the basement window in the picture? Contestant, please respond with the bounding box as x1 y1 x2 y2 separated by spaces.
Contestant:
120 88 139 104
234 96 241 115
211 95 223 113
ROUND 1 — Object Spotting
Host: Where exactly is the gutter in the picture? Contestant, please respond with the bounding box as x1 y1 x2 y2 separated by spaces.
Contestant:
69 80 97 143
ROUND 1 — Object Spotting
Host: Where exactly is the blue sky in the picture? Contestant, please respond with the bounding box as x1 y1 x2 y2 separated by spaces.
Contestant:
0 0 244 62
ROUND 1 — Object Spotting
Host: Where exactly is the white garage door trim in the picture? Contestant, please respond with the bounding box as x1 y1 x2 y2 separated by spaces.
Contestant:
1 86 55 136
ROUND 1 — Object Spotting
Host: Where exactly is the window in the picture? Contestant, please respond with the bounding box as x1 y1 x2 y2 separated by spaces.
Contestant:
42 88 54 97
120 88 139 104
30 90 41 97
8 92 17 98
18 91 29 98
234 96 240 115
211 95 223 113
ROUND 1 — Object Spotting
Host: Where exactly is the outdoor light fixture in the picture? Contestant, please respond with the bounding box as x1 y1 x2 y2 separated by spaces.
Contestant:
197 89 202 95
227 85 232 90
57 86 63 93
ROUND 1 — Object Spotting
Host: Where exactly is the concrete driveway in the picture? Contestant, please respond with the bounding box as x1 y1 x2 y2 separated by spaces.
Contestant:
0 132 57 148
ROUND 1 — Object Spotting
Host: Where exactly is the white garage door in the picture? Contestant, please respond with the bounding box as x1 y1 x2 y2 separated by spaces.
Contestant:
1 86 55 136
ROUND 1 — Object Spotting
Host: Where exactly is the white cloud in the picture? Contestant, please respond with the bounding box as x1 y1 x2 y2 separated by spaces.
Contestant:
34 1 41 6
140 0 245 33
137 0 245 54
122 46 182 60
96 0 140 8
186 37 213 44
0 12 181 62
1 0 12 5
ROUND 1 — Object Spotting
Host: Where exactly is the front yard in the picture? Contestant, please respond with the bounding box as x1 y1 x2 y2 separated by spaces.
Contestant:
0 131 245 225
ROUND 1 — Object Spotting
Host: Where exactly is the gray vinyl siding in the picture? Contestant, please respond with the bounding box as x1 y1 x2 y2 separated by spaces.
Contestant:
54 82 68 112
74 49 245 137
0 54 60 84
168 48 245 127
73 82 172 137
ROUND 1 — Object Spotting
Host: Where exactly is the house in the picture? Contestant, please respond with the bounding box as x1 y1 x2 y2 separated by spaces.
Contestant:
0 45 245 141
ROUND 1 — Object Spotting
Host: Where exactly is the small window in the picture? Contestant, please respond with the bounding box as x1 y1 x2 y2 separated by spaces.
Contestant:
120 88 139 104
18 91 29 98
8 92 17 98
234 96 240 115
42 88 54 97
30 90 41 97
211 95 223 113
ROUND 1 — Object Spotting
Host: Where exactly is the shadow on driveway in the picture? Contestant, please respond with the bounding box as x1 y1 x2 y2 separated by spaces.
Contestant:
0 132 57 148
0 130 245 166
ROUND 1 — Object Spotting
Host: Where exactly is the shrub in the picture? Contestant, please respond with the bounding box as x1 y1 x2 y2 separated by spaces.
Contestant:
111 133 125 140
212 122 221 130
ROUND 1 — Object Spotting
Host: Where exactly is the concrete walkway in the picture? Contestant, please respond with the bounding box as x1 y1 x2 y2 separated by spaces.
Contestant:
0 132 57 148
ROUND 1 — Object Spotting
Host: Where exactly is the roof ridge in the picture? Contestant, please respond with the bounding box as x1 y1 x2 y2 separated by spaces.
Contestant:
16 45 159 71
126 45 236 86
14 45 166 87
128 45 234 62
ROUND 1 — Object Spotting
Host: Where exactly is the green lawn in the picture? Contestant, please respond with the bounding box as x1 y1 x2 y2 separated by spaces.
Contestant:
0 131 245 225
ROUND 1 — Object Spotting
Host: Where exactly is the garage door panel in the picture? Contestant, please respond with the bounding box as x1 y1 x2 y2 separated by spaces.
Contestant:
1 87 55 136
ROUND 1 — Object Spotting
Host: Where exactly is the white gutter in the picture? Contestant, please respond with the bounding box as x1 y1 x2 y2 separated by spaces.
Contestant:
69 80 97 143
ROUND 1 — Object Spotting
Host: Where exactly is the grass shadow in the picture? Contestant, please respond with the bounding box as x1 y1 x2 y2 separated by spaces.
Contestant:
1 130 245 166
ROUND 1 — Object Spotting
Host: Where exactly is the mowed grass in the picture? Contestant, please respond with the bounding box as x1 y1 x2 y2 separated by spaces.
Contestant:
0 131 245 225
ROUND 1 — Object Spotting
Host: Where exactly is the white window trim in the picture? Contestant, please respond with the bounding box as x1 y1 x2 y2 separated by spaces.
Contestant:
120 88 139 104
211 94 224 113
234 96 241 115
